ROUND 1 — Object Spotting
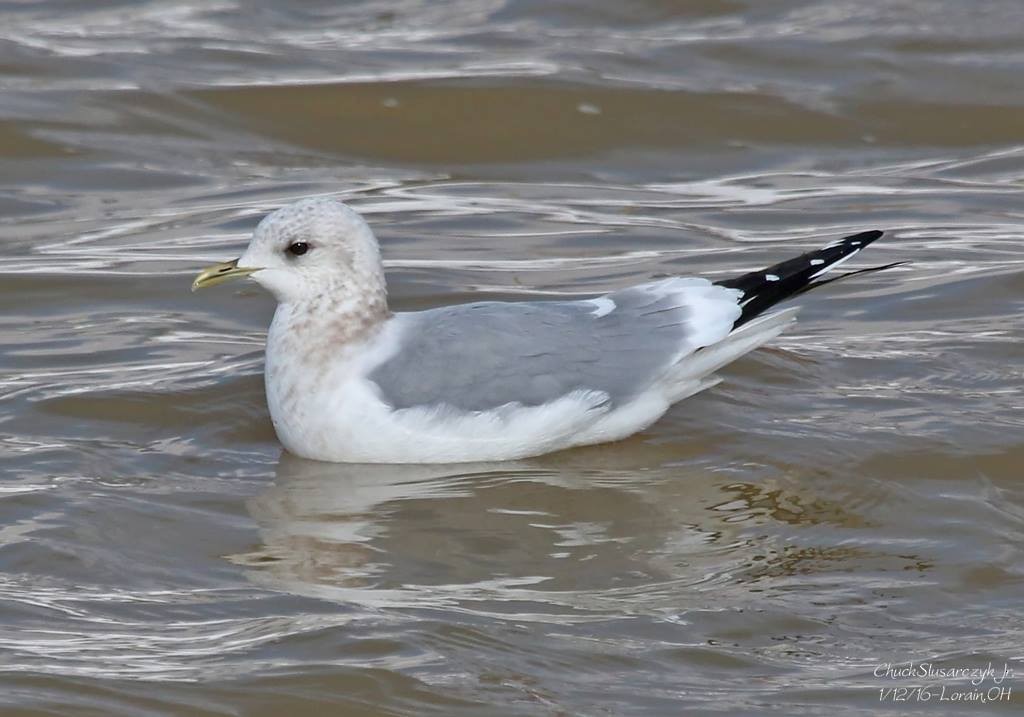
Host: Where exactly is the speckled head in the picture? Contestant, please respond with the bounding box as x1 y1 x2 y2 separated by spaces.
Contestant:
234 197 387 306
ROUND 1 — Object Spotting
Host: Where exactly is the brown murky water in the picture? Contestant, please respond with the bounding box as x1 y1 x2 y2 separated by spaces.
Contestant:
2 1 1024 714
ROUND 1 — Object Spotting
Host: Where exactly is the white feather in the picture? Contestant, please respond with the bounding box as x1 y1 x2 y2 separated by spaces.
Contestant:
810 249 860 279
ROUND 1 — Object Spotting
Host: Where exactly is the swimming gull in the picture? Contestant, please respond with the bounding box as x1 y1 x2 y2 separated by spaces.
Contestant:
192 197 899 463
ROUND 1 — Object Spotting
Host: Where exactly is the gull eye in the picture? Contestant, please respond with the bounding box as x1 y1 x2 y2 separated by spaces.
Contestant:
286 241 309 257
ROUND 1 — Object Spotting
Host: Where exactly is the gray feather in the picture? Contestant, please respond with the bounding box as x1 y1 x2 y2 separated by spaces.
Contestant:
368 284 707 412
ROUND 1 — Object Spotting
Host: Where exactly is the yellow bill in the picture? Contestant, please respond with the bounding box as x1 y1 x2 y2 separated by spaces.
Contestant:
191 260 260 292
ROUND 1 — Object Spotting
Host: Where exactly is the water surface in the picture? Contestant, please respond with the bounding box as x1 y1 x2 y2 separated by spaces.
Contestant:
1 1 1023 714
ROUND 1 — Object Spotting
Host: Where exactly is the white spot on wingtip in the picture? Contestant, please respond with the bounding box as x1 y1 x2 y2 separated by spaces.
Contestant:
765 274 780 281
810 249 860 278
588 297 616 317
810 259 825 265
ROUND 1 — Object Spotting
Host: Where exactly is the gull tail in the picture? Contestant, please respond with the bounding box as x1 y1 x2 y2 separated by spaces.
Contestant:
665 306 800 402
716 230 904 327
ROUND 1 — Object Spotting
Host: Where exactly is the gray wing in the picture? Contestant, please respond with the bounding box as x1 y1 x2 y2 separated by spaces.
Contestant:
367 279 741 412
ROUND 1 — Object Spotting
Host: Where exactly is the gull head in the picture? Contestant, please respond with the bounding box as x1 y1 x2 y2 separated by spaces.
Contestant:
192 197 386 305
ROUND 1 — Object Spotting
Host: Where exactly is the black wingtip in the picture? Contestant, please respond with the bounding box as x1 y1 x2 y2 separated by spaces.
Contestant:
717 228 893 327
835 229 884 246
794 259 908 295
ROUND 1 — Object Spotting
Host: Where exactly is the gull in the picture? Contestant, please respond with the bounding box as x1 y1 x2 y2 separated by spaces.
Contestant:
193 197 898 464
